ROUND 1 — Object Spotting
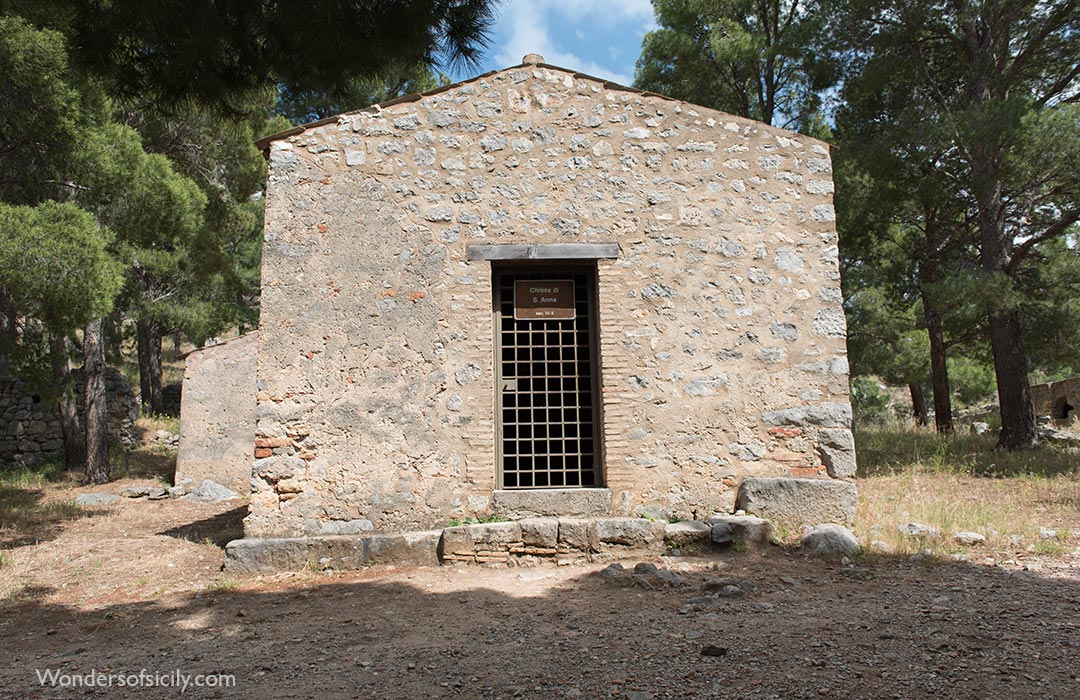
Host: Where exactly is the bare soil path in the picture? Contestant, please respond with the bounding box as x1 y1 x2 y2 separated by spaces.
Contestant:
2 481 1079 700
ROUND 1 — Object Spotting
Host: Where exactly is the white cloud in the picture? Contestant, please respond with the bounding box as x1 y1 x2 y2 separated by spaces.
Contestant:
491 0 652 86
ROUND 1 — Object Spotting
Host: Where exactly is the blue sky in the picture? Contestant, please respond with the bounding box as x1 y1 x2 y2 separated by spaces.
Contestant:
451 0 659 87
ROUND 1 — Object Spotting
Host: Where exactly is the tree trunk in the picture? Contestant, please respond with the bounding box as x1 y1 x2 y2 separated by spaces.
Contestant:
909 383 928 427
974 156 1037 449
136 318 163 414
925 308 953 434
83 317 110 484
49 332 86 471
0 288 14 376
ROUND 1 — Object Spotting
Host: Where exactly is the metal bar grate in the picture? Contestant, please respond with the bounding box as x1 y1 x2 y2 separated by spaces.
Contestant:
496 268 599 489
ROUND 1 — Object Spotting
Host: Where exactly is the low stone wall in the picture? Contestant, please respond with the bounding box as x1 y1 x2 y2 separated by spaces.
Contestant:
1031 377 1080 421
0 368 139 466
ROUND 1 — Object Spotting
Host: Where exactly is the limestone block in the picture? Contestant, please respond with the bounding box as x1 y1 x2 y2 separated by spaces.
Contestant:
365 531 441 566
593 518 665 548
663 520 712 548
519 518 559 548
709 515 775 548
734 477 857 526
818 428 857 479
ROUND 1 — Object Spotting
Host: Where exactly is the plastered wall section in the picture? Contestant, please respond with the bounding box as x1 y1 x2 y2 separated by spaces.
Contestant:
175 333 258 494
249 64 852 538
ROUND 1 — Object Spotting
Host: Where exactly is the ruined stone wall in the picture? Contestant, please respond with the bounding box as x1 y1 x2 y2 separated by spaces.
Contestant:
250 61 853 538
0 368 139 466
1031 376 1080 420
175 333 258 493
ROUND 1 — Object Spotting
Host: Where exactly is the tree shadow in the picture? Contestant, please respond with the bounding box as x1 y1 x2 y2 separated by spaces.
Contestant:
158 506 247 548
0 551 1077 699
0 483 101 549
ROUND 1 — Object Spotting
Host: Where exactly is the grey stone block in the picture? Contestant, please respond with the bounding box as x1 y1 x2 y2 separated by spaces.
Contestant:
818 428 857 478
801 524 860 558
593 518 664 548
761 403 852 428
182 479 240 503
469 521 522 546
440 525 474 556
223 537 314 575
73 493 120 507
735 477 857 525
558 518 598 552
492 488 611 518
519 518 559 548
309 536 367 570
709 515 775 548
663 520 712 547
365 531 441 566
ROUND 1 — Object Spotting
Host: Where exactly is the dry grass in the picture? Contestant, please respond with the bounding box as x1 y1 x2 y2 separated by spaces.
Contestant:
0 461 89 549
853 423 1080 559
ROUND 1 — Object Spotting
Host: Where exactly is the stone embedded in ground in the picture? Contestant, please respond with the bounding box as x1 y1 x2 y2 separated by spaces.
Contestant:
1039 527 1059 540
817 428 857 478
704 577 757 594
663 520 712 548
72 493 120 507
599 563 625 579
899 522 941 538
365 531 441 566
801 524 861 558
593 518 665 548
147 487 169 500
182 479 240 503
224 537 313 574
716 585 746 598
121 487 151 498
735 477 857 525
709 515 774 548
954 531 986 546
971 421 990 435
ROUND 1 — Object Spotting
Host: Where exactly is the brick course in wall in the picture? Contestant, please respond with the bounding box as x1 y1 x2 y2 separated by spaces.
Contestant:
248 58 854 538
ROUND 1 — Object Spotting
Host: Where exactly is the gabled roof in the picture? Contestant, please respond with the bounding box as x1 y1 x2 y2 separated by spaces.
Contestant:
255 55 691 153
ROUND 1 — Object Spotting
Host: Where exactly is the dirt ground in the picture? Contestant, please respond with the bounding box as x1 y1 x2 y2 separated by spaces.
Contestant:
1 480 1079 700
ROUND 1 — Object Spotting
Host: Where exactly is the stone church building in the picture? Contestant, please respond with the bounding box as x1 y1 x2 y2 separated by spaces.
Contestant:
244 55 855 543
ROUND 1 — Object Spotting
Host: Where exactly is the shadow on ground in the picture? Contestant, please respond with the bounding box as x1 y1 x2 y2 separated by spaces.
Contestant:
159 506 246 548
0 551 1077 700
0 483 101 549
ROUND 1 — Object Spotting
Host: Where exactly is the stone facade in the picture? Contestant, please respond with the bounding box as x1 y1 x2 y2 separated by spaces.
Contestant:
1031 376 1080 421
248 57 854 539
0 368 139 466
175 333 258 494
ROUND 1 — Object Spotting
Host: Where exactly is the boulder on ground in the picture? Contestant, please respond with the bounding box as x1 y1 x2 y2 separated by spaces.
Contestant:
801 524 861 558
735 477 857 525
182 479 240 503
709 515 774 549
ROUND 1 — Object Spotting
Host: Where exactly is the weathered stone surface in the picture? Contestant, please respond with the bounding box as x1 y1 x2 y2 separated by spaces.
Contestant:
735 477 857 525
709 515 775 548
801 524 860 558
817 428 857 479
761 403 852 428
954 531 986 546
593 518 665 548
365 531 441 566
175 332 257 496
492 489 611 518
73 493 120 507
558 518 598 552
899 522 940 538
519 518 559 548
663 520 712 548
183 479 240 503
224 537 314 574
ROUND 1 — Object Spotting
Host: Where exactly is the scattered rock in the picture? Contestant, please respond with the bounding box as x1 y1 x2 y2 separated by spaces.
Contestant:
182 479 240 503
1039 427 1080 444
801 524 860 558
121 487 152 498
709 515 774 549
704 577 756 594
632 562 658 576
663 520 711 548
715 585 746 598
700 645 728 657
1039 527 1059 540
954 531 986 545
899 522 941 538
599 563 626 579
72 493 120 507
147 487 169 500
970 422 990 435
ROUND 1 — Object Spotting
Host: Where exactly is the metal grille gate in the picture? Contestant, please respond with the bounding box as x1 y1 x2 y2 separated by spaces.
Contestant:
495 266 601 489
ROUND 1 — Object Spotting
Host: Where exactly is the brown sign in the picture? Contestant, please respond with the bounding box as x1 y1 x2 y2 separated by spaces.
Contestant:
514 280 575 320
